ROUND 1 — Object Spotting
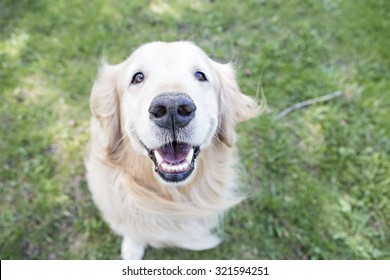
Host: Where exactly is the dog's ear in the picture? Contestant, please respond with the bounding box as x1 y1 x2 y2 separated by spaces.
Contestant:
90 61 125 164
213 62 260 147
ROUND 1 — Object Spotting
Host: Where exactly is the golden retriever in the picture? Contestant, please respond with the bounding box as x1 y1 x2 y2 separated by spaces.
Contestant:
86 41 260 259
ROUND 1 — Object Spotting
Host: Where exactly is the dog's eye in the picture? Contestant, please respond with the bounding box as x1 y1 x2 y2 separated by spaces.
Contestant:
194 71 208 82
131 72 144 85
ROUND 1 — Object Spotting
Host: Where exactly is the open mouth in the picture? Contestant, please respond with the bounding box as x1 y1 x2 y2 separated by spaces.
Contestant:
146 141 200 183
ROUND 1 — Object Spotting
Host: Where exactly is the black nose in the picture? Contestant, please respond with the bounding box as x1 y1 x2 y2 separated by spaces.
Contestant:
148 93 196 129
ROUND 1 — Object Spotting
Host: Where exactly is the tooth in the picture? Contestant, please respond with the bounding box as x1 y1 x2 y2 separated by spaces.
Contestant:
154 150 163 165
160 161 191 174
182 162 187 171
185 148 194 163
161 162 168 172
167 164 174 173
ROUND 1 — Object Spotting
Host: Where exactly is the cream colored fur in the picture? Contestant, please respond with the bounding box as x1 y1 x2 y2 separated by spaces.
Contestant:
86 41 260 259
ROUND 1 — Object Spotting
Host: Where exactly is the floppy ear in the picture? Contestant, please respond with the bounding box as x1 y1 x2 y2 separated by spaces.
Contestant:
90 61 125 164
213 62 261 147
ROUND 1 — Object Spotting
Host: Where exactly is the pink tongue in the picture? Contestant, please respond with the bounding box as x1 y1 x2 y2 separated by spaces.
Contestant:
157 142 191 164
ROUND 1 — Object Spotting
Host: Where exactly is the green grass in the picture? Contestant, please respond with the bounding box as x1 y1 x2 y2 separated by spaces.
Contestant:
1 0 389 259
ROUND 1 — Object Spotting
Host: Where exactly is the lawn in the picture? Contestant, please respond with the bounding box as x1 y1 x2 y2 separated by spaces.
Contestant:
0 0 389 259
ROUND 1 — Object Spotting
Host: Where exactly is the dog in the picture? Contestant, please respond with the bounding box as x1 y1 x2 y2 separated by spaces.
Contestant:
86 41 260 259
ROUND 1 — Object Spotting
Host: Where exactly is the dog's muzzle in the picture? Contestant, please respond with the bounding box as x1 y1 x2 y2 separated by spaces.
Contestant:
146 93 200 183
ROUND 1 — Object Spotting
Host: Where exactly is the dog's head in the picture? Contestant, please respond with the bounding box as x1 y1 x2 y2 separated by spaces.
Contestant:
91 41 259 184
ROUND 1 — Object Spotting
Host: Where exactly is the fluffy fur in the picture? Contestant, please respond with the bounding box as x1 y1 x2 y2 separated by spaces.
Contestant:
86 41 260 259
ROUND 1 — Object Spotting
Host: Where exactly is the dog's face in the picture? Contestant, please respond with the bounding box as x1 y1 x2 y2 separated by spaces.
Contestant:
91 41 259 185
122 42 220 183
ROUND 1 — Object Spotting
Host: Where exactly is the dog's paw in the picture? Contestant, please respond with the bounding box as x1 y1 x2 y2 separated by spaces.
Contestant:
121 237 145 260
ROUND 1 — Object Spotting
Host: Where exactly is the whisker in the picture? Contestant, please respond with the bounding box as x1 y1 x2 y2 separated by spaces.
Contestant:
111 133 127 152
212 132 223 147
118 140 131 160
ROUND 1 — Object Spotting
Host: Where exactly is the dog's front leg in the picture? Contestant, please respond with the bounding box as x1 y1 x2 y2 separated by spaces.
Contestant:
121 236 145 260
